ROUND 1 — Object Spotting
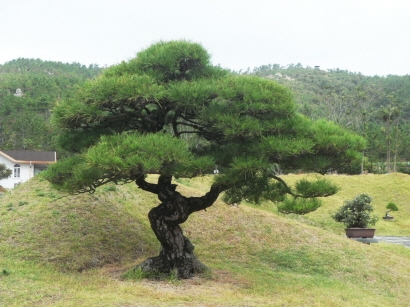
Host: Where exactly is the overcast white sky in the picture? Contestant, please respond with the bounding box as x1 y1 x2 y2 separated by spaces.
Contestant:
1 0 409 76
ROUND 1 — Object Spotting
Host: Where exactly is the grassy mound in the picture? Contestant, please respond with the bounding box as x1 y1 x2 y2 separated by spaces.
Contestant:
0 176 159 272
1 173 410 306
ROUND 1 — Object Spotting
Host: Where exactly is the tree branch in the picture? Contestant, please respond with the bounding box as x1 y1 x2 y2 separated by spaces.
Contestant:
270 174 303 198
135 175 159 194
185 182 228 213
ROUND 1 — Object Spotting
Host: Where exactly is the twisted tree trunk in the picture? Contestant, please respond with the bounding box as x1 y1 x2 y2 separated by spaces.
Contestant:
134 175 226 279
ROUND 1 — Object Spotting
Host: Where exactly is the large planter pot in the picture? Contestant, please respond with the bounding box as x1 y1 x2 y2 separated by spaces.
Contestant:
345 228 376 238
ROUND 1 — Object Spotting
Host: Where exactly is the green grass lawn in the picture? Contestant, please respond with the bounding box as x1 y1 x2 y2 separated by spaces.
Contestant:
1 173 410 306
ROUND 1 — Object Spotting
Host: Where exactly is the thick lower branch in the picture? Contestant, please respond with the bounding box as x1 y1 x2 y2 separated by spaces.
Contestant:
135 175 159 194
184 182 228 214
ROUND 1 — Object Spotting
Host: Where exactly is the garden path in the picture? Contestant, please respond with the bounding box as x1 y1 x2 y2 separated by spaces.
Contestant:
375 236 410 248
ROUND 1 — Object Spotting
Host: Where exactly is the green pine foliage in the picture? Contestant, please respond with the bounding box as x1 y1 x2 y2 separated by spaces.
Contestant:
385 202 399 216
386 202 399 212
277 196 322 215
45 40 365 215
294 178 339 197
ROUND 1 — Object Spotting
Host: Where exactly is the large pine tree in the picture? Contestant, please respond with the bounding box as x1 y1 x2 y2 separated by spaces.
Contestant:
45 40 365 278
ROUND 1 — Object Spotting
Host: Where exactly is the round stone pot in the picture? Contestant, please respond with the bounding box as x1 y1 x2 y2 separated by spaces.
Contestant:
345 228 376 238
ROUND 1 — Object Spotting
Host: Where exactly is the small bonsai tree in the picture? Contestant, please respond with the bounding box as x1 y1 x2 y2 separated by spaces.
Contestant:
385 202 399 217
332 194 379 228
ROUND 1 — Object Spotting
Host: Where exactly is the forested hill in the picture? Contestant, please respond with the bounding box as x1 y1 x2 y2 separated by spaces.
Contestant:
1 58 410 173
0 58 102 151
249 64 410 172
250 64 410 126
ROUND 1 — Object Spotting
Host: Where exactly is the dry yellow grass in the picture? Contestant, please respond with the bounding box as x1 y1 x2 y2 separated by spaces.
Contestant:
1 173 410 306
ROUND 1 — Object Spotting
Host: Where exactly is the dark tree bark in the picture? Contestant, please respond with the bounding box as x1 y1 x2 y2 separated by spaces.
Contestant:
134 175 226 279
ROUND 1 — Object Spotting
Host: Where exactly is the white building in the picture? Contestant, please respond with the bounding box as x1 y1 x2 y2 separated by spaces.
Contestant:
0 150 57 189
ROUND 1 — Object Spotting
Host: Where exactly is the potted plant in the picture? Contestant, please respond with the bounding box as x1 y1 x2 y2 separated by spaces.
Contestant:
331 194 379 238
383 202 398 220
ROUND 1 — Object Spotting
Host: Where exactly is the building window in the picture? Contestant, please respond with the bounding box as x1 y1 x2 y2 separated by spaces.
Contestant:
14 164 20 178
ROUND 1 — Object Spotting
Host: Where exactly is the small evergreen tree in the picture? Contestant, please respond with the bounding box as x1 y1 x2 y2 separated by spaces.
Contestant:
332 194 378 228
385 202 399 217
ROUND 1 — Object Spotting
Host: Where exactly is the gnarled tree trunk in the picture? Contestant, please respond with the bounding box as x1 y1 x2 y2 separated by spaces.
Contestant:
134 175 226 279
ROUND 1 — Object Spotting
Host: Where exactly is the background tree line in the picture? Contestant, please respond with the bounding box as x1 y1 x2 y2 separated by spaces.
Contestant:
248 64 410 173
0 58 101 151
1 58 410 174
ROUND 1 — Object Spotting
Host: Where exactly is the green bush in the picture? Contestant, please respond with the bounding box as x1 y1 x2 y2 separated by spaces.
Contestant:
331 194 378 228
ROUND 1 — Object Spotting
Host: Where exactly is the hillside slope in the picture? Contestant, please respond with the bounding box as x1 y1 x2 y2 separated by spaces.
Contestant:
1 174 410 306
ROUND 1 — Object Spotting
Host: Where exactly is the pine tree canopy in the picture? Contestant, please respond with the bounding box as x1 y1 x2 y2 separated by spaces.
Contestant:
45 40 366 212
